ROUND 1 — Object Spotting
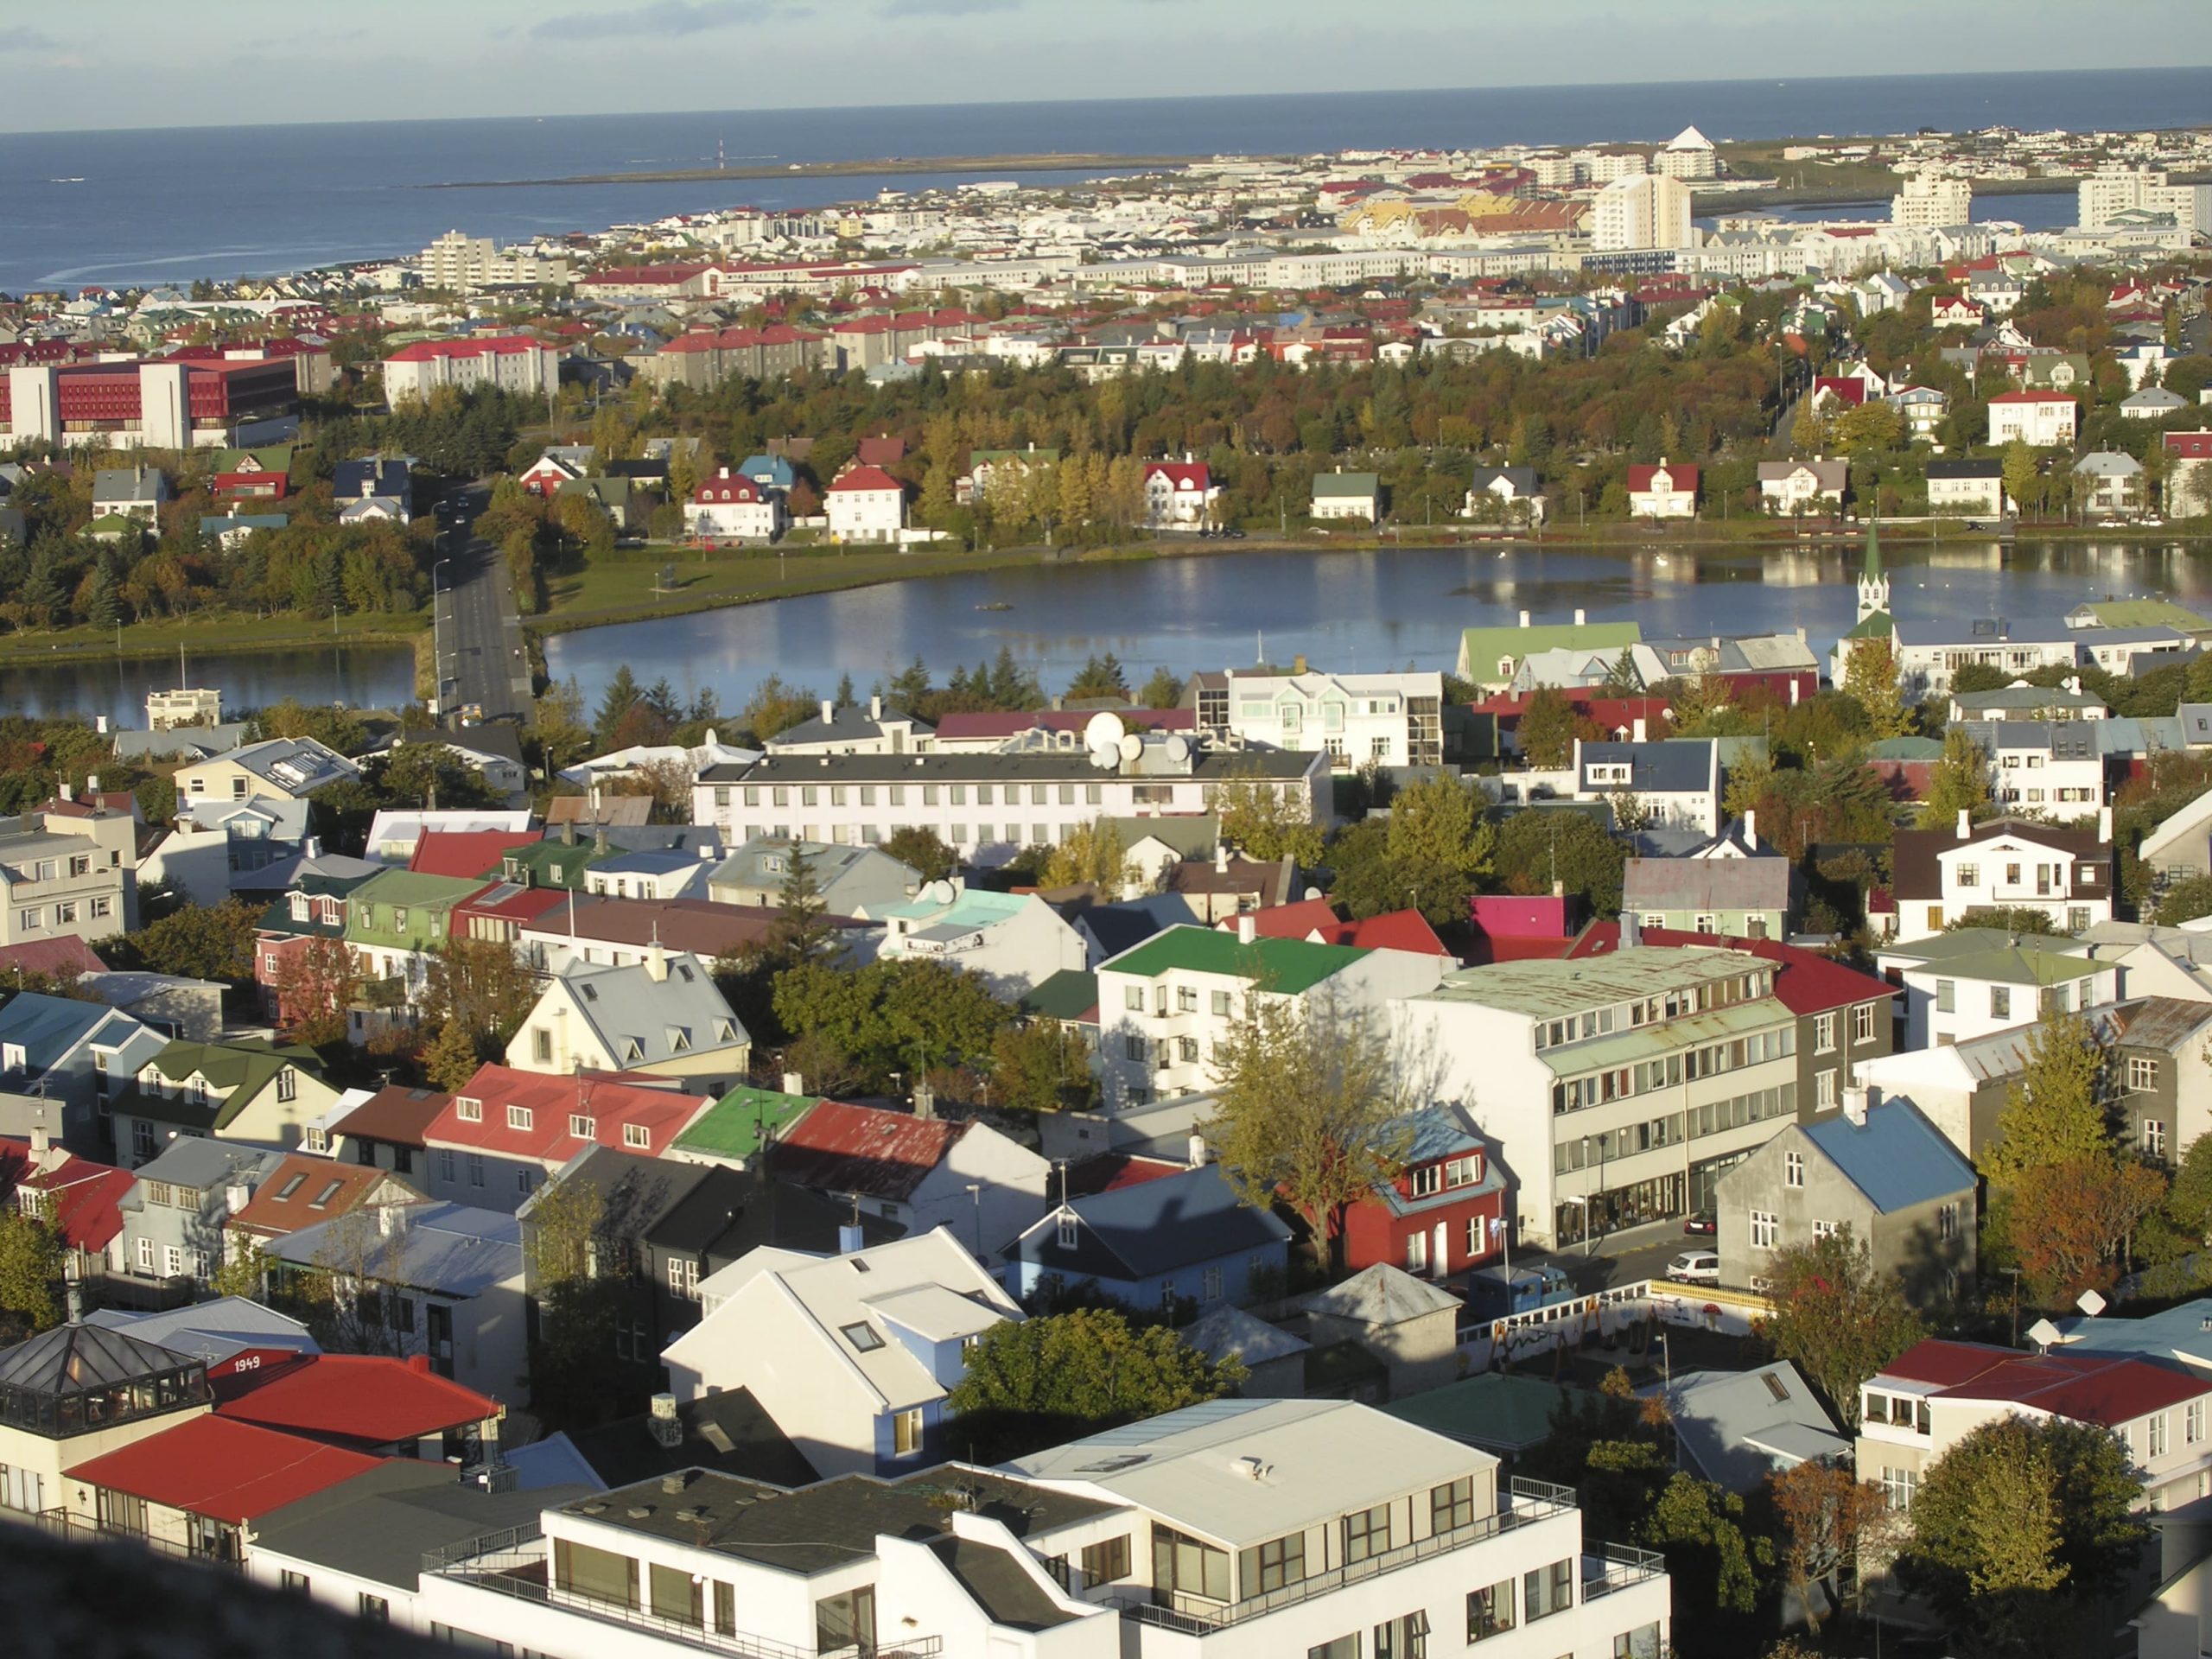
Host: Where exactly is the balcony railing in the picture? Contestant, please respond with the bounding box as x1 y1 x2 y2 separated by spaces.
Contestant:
1115 1477 1578 1636
425 1526 940 1659
1581 1542 1667 1600
35 1508 240 1571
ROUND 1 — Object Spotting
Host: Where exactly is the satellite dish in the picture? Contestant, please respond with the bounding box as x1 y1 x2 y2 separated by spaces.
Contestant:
1166 734 1191 764
926 879 957 906
2025 1318 2063 1351
1303 886 1323 901
2075 1288 2107 1319
1084 711 1126 753
1119 734 1143 762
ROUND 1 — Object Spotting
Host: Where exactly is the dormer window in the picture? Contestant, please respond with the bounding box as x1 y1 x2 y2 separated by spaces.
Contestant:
289 893 309 921
1408 1164 1442 1198
623 1039 644 1064
623 1122 651 1149
1444 1155 1479 1188
456 1096 482 1122
507 1105 533 1130
569 1114 594 1139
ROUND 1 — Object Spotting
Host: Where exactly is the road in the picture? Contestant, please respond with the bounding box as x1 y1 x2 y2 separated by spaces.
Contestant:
431 484 533 727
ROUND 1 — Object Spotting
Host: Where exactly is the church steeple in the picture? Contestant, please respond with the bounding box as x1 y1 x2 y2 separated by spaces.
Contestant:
1857 519 1890 624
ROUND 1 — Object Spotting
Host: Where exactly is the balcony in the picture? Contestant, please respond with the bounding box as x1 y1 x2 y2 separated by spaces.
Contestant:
1115 1477 1578 1637
1581 1542 1667 1600
35 1509 239 1570
424 1526 941 1659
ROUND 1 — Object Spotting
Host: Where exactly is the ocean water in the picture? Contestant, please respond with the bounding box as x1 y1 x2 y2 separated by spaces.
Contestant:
0 67 2203 291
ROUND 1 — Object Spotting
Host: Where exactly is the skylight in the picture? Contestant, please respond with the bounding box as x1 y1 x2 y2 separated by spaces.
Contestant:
839 1322 884 1353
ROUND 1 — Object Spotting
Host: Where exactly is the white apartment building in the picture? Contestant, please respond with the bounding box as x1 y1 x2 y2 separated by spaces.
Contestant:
1204 668 1445 769
421 230 571 289
1402 946 1801 1250
382 337 562 407
825 464 906 543
2078 168 2212 232
693 745 1327 871
1961 720 2109 815
1986 392 2076 448
1891 175 1973 229
1590 175 1694 253
1873 930 2114 1051
414 1398 1669 1659
0 823 130 950
1095 921 1446 1107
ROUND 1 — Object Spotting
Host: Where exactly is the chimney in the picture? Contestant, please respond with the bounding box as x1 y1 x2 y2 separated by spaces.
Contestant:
561 815 575 846
378 1203 410 1238
1574 607 1586 626
95 715 108 734
1955 809 1972 840
64 1257 82 1326
2098 804 2113 842
1841 1084 1869 1128
913 1083 935 1121
869 694 882 721
1632 716 1647 744
1187 1132 1210 1169
594 821 609 856
86 775 99 798
1214 842 1229 874
820 698 835 725
781 1071 805 1096
837 1222 866 1255
1620 910 1642 949
224 1183 251 1217
1744 809 1758 850
645 941 668 982
648 1392 683 1449
478 1408 516 1492
55 782 69 804
1293 653 1306 676
29 1121 48 1160
1236 912 1257 945
1518 609 1530 629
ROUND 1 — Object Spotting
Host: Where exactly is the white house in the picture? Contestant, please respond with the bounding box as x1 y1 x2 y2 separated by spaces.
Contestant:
1874 928 2116 1049
862 883 1085 999
1960 719 2110 815
1757 458 1847 513
1888 814 2116 944
824 464 906 543
1310 468 1381 522
1627 460 1698 519
661 1230 1022 1478
1891 385 1950 441
683 467 785 543
1925 458 2007 518
1208 667 1445 770
1141 460 1218 527
1986 391 2077 448
1465 464 1547 524
2075 450 2147 518
505 950 751 1092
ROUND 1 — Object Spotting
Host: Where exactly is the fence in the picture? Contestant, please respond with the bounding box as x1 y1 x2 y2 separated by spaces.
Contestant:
1458 1279 1775 1373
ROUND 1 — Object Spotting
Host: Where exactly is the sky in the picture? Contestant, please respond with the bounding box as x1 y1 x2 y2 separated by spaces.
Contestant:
3 0 2208 133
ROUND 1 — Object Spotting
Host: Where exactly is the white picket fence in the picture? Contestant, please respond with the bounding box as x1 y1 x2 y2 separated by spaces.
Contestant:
1458 1280 1774 1374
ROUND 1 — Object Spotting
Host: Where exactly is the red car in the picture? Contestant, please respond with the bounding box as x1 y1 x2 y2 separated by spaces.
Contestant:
1682 1211 1716 1236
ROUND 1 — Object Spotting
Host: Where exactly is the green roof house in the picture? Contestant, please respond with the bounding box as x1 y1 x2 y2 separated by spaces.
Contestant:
1457 617 1642 692
1093 923 1446 1107
111 1038 340 1166
341 869 488 1001
670 1084 821 1171
1311 468 1382 524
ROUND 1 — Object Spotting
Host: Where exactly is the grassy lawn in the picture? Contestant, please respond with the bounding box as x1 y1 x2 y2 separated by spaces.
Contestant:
0 609 429 668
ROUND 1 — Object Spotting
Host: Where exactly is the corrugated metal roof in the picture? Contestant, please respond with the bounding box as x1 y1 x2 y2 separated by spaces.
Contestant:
1801 1100 1974 1215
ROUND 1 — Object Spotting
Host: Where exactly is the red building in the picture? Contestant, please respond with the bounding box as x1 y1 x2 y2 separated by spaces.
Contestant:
1339 1104 1506 1279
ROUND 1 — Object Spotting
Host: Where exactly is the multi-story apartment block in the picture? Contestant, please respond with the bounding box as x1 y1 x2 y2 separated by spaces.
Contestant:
1872 929 2115 1051
1193 668 1444 770
382 337 562 408
416 1399 1669 1659
1096 922 1447 1107
1591 174 1693 251
0 818 131 950
1891 174 1973 228
693 745 1327 871
1403 946 1801 1250
2077 167 2212 232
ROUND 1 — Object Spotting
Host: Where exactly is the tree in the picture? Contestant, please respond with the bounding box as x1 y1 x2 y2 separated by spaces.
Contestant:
1840 632 1909 740
1898 1414 2147 1651
1065 652 1129 700
420 938 542 1064
112 897 263 986
2012 1154 2166 1304
767 843 840 967
1919 723 1991 830
772 958 1010 1087
268 935 365 1047
1495 809 1627 918
0 1211 64 1338
1980 1007 2110 1186
1768 1459 1895 1634
209 1235 276 1302
295 1211 410 1359
1518 687 1601 769
1139 666 1184 709
1643 1472 1764 1617
989 1019 1098 1113
2001 437 2042 520
1378 772 1496 925
374 742 503 811
593 665 643 748
1206 990 1411 1255
1211 771 1325 867
739 674 821 744
1763 1227 1924 1426
1040 817 1137 893
881 825 957 884
2156 873 2212 925
524 1173 639 1434
423 1017 485 1093
948 1308 1243 1461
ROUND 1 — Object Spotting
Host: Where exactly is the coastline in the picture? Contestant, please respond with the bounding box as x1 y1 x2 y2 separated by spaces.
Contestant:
421 153 1205 189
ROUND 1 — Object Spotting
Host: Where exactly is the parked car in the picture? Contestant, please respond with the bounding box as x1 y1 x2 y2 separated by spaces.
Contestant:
1682 1211 1716 1236
1666 1249 1720 1286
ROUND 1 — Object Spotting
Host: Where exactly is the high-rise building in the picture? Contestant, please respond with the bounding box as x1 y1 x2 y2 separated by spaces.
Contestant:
2078 167 2212 232
1891 174 1973 229
1591 173 1694 252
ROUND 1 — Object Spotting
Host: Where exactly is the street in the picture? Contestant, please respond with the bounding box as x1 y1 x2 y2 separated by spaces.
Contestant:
432 483 533 727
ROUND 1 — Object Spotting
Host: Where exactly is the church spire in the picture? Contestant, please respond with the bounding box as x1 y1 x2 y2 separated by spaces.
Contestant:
1856 518 1890 625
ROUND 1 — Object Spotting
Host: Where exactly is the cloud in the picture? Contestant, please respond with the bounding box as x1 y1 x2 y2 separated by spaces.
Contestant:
15 28 66 51
880 0 1021 13
530 0 790 41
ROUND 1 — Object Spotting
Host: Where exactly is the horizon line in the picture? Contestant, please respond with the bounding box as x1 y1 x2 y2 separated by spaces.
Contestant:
1 62 2208 141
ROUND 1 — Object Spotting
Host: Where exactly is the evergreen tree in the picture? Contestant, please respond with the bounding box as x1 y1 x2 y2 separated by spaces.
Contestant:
312 545 344 613
594 665 643 747
423 1019 484 1094
21 550 63 625
79 562 122 629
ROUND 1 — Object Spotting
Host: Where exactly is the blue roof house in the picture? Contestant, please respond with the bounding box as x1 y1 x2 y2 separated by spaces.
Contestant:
0 993 168 1155
1715 1093 1976 1308
1000 1162 1292 1313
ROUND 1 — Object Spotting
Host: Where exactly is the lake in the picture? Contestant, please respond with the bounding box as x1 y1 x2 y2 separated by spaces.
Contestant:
5 537 2202 728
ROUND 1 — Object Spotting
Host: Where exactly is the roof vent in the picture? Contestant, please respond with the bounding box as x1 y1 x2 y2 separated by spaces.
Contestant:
1232 1455 1268 1481
661 1470 692 1496
626 1505 653 1519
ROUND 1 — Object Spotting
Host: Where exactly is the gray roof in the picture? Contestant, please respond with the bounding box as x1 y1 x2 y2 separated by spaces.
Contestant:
0 1321 196 1397
0 993 138 1070
92 467 167 505
1103 816 1219 858
1578 739 1715 794
253 1459 589 1591
1656 1362 1847 1494
1623 854 1792 911
554 953 748 1069
125 1139 277 1193
560 1386 818 1490
112 723 251 762
699 749 1315 785
1926 458 2005 480
1470 465 1541 493
1013 1162 1291 1281
273 1202 521 1298
217 736 360 794
83 1298 316 1367
1303 1263 1459 1325
2075 450 2145 477
1179 1302 1311 1369
766 703 931 749
709 838 914 893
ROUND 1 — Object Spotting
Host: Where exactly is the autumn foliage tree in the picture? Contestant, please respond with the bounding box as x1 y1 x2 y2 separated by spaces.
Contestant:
269 936 365 1047
1762 1227 1924 1427
1768 1459 1896 1634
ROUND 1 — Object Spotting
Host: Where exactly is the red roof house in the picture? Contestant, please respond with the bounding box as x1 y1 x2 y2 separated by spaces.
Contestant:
213 1351 496 1450
65 1414 384 1527
769 1101 985 1213
426 1065 713 1180
826 463 904 496
0 1137 132 1257
409 830 542 880
1212 900 1452 957
1872 1338 2212 1432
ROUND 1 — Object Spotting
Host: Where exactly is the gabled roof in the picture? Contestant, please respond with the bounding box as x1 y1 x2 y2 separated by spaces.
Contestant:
428 1065 709 1163
1659 1362 1847 1493
213 1352 493 1446
539 953 749 1070
272 1202 521 1300
827 464 902 494
0 1141 133 1252
1623 855 1792 912
771 1101 969 1203
1100 925 1367 994
1305 1263 1459 1325
0 992 136 1068
65 1414 383 1522
1875 1338 2212 1427
227 1154 415 1238
1014 1162 1291 1281
330 1084 449 1149
1798 1100 1974 1214
409 830 541 879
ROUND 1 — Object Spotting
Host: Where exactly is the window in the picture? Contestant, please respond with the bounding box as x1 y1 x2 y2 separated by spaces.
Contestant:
309 1180 343 1210
1124 1034 1147 1061
2150 1411 2171 1459
1812 1218 1838 1240
1308 1641 1358 1659
1614 1624 1663 1659
1408 1163 1442 1198
623 1122 652 1149
1125 986 1145 1011
2146 1120 2169 1160
1784 1151 1803 1188
1750 1210 1777 1249
1153 1523 1230 1604
1524 1557 1574 1621
280 1571 310 1594
135 1237 153 1271
1957 862 1980 889
1990 984 2011 1020
1816 1069 1837 1110
1082 1535 1131 1585
1374 1613 1428 1659
1881 1465 1918 1511
1853 1002 1877 1044
1431 1477 1474 1534
2187 1400 2203 1446
1813 1013 1836 1054
531 1027 552 1065
1404 1231 1427 1273
1239 1531 1306 1595
1936 979 1955 1014
276 1067 296 1103
162 1244 183 1277
1202 1263 1223 1301
1177 985 1198 1013
506 1105 532 1130
438 1148 456 1184
1343 1503 1390 1564
1057 1213 1077 1249
467 1153 485 1188
455 1096 483 1122
554 1539 639 1609
1939 1203 1959 1241
889 1405 925 1458
814 1587 876 1656
2130 1057 2160 1092
1467 1578 1516 1641
569 1114 594 1139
